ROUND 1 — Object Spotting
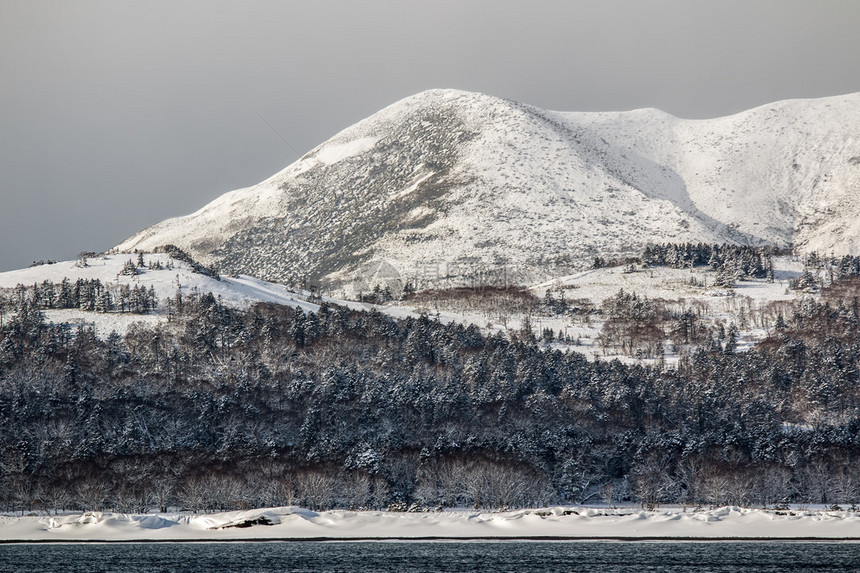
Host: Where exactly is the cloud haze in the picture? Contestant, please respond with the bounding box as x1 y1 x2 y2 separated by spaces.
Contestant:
1 0 858 270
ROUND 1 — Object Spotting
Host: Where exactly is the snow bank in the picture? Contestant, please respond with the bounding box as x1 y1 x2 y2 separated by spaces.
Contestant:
3 506 860 541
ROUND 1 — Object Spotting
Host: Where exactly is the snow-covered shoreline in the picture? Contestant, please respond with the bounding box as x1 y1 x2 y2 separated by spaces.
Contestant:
4 506 860 542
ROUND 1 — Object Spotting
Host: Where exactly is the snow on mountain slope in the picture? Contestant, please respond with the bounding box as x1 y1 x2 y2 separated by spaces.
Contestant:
548 93 860 251
115 89 860 295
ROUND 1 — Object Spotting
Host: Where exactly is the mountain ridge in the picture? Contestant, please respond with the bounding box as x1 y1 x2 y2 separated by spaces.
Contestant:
115 89 860 294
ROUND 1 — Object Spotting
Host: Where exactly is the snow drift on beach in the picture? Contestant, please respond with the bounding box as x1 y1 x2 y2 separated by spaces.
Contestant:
3 506 860 541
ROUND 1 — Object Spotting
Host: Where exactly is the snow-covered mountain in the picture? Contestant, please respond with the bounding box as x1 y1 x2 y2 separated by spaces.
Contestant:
115 89 860 294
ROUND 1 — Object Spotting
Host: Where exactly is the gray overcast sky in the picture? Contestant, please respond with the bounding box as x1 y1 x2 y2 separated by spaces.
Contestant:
1 0 859 271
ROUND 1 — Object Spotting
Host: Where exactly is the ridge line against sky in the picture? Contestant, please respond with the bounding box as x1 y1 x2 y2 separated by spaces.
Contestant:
1 0 859 271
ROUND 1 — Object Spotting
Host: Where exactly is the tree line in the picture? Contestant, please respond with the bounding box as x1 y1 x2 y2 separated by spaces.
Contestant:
11 278 157 315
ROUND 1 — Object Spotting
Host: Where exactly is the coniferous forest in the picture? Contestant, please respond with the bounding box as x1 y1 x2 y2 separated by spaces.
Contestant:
5 265 860 515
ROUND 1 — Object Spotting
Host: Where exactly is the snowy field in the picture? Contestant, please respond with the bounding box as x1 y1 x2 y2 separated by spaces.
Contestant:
3 506 860 541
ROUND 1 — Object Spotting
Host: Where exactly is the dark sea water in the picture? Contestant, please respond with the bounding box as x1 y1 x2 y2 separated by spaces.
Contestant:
1 541 859 572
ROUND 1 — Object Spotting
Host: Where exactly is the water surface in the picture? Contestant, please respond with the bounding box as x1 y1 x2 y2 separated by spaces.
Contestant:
1 540 858 572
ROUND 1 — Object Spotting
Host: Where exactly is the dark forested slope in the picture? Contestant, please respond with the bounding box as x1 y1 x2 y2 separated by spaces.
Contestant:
3 282 860 513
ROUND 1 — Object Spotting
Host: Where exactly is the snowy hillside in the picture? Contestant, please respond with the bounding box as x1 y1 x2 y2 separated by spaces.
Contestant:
0 254 318 336
550 94 860 252
114 89 860 294
0 249 830 369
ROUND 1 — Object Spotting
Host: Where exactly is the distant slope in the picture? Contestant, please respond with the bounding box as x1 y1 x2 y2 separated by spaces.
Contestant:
550 94 860 252
115 89 860 294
